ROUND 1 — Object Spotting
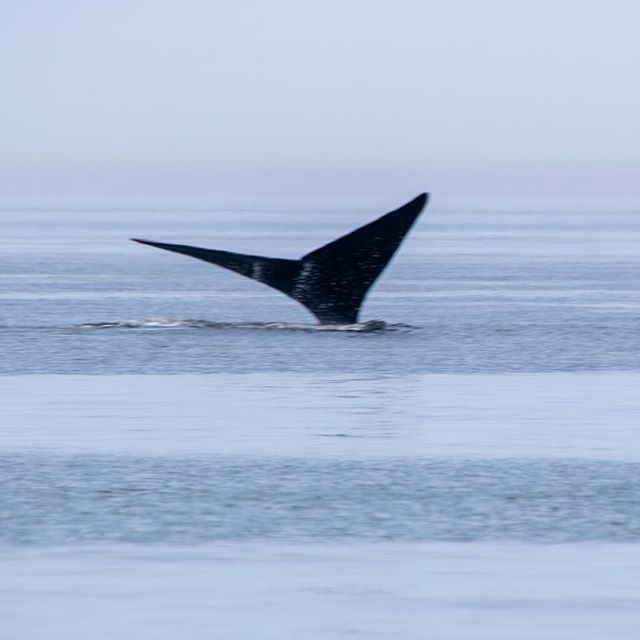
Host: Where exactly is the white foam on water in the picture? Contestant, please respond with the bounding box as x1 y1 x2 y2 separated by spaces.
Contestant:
76 318 395 332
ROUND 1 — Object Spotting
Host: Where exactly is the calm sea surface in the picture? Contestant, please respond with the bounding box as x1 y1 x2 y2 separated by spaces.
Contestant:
1 201 639 638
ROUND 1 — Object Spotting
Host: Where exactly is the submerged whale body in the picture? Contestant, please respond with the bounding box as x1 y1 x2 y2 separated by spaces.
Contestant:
132 193 428 324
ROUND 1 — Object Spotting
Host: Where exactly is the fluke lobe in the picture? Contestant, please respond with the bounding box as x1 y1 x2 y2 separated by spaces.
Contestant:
132 193 428 324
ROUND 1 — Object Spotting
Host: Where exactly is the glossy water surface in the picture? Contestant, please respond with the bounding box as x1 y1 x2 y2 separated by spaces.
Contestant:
1 202 639 638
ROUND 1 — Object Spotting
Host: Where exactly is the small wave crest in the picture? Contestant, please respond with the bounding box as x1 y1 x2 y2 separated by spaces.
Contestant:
76 318 408 333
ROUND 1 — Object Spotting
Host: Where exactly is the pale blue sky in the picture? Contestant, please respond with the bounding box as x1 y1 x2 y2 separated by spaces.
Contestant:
1 0 638 201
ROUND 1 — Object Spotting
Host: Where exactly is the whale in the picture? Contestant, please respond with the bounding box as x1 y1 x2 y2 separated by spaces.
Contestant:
132 193 428 324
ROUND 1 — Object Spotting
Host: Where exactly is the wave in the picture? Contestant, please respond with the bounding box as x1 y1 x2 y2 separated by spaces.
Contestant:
76 318 410 333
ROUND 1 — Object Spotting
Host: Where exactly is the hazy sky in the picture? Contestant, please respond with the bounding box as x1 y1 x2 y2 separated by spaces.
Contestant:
1 0 639 200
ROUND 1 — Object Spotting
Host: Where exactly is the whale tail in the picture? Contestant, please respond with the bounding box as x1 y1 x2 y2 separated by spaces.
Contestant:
132 193 428 324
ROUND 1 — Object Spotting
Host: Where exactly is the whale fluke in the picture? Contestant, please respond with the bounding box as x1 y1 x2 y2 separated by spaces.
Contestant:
132 193 428 324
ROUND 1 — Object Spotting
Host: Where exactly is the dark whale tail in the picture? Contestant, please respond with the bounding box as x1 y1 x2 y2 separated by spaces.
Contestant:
132 193 428 324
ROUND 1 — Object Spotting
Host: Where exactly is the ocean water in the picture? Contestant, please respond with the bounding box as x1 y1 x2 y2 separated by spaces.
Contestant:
1 201 640 638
